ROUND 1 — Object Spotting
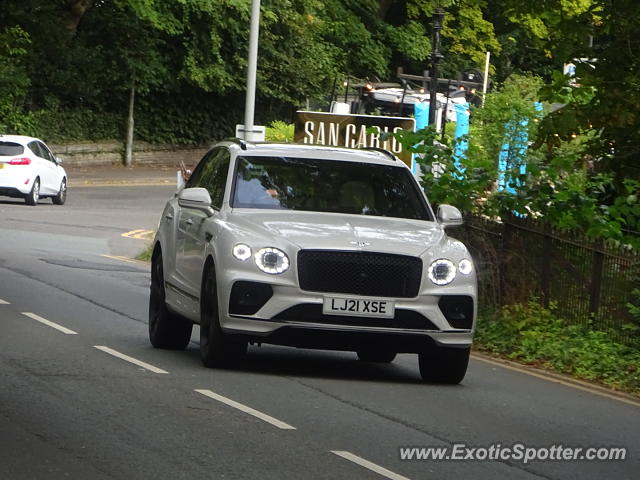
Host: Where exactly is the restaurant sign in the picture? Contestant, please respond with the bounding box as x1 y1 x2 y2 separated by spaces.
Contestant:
294 111 415 165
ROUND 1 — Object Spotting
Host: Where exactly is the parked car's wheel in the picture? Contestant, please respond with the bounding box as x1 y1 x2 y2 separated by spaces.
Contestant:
52 178 67 205
25 178 40 206
356 350 397 363
149 249 193 349
200 263 247 367
418 346 470 384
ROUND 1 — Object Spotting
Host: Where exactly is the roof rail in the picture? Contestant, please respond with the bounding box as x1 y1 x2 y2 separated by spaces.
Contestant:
224 137 248 150
361 147 397 162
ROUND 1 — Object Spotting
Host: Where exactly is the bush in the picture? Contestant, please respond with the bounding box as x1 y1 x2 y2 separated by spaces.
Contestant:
265 120 294 143
475 301 640 395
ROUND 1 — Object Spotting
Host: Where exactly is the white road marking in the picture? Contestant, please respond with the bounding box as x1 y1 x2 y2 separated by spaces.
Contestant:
331 451 411 480
0 298 10 304
94 346 168 374
195 389 296 430
21 312 77 335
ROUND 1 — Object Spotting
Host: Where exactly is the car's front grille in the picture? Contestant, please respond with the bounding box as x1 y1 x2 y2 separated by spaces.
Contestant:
297 250 422 298
273 304 439 330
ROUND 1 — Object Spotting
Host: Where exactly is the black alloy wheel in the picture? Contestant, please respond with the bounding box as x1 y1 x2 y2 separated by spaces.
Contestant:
200 264 247 367
149 250 193 349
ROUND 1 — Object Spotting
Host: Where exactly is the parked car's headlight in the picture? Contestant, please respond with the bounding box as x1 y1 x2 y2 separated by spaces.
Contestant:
232 243 252 261
458 258 473 275
254 247 289 274
428 259 456 285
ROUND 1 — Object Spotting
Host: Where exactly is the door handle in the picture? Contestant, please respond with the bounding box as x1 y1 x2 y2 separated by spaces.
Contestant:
165 213 173 220
186 218 194 226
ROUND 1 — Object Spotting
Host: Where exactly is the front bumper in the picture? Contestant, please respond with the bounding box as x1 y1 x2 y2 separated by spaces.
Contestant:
218 281 475 353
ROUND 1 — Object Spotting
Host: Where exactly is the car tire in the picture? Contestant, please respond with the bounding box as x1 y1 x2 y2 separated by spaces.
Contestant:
200 263 247 368
25 178 40 206
418 346 470 384
52 178 67 205
356 350 397 363
148 249 193 349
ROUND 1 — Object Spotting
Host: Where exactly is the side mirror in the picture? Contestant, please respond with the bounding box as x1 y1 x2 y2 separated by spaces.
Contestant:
178 187 214 216
437 204 463 227
55 156 64 165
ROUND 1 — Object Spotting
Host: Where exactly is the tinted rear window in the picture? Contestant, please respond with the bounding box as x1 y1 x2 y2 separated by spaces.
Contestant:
232 156 432 221
0 142 24 156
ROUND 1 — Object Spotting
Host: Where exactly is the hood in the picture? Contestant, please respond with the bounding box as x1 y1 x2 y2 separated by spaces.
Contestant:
229 209 445 257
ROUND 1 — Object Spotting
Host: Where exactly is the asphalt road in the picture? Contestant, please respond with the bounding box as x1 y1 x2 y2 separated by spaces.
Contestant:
0 185 638 480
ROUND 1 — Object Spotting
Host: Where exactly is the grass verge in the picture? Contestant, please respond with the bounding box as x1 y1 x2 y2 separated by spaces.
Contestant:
474 301 640 397
135 242 153 262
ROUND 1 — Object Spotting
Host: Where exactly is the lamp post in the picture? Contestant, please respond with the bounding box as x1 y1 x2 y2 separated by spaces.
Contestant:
243 0 261 141
428 8 445 127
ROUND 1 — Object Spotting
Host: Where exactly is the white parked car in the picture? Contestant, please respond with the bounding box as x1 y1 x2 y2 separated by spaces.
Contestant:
150 139 477 383
0 135 67 205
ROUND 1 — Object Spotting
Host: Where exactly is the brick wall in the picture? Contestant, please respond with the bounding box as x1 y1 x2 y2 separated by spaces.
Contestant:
49 141 209 168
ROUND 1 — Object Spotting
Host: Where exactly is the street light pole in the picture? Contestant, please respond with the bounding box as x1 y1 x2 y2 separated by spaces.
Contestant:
428 8 445 127
243 0 261 141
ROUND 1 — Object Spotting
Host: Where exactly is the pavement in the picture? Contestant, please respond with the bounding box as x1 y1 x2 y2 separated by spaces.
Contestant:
66 164 181 187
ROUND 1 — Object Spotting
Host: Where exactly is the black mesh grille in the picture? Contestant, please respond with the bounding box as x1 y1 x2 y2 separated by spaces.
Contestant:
273 304 439 330
297 250 422 298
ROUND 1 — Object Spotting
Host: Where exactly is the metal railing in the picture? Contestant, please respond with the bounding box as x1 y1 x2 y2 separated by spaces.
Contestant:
453 215 640 344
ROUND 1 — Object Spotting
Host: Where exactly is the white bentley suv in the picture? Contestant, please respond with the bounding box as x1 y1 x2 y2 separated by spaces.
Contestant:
149 139 477 383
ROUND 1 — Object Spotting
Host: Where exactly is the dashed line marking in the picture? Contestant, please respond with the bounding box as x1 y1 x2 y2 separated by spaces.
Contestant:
331 451 411 480
21 312 77 335
121 229 154 240
94 346 168 374
0 298 9 304
195 389 296 430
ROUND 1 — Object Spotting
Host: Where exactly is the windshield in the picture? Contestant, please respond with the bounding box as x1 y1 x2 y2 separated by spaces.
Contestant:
0 142 24 156
231 155 432 221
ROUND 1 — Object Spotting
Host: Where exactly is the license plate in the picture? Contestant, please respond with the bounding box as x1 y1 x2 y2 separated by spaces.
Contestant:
323 296 395 318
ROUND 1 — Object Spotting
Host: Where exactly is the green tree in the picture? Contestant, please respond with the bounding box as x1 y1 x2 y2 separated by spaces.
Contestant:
0 26 32 133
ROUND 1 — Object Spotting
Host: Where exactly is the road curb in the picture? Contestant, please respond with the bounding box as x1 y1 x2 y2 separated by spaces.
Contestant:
70 180 176 187
471 351 640 407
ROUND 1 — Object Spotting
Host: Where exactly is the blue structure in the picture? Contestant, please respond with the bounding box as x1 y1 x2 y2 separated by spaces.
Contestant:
497 102 543 193
453 102 470 171
412 102 429 173
413 100 470 174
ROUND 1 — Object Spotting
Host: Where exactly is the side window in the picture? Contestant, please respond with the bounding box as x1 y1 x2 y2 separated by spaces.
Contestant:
199 149 230 209
184 148 230 209
37 142 55 162
28 141 44 159
185 150 214 189
38 142 56 162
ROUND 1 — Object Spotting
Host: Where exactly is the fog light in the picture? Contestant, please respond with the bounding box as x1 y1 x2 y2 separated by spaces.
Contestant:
232 244 252 261
458 259 473 275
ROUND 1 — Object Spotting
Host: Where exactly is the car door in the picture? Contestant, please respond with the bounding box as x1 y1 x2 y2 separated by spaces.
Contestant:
28 141 58 195
39 142 63 193
175 148 230 299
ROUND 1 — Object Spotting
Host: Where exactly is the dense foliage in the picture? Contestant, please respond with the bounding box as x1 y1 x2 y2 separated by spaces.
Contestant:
0 1 637 196
475 301 640 395
389 72 639 248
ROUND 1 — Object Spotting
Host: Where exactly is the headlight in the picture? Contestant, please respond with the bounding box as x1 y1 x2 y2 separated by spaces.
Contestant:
232 243 252 261
458 258 473 275
428 259 456 285
254 247 289 274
